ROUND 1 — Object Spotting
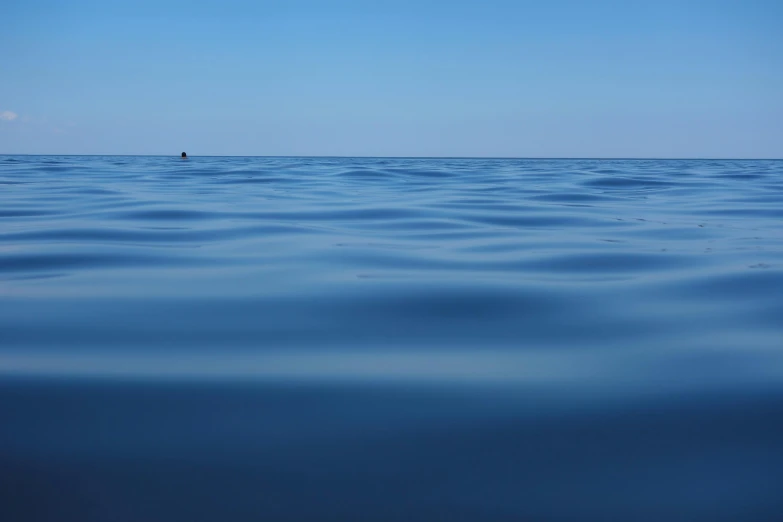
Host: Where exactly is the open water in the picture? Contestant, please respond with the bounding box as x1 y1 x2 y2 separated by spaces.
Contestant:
1 155 782 521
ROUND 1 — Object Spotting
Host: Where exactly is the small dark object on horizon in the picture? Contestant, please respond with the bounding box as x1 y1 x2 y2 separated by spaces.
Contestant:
181 152 187 158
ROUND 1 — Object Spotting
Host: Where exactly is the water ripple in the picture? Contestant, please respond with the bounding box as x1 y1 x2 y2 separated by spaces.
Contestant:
1 156 783 521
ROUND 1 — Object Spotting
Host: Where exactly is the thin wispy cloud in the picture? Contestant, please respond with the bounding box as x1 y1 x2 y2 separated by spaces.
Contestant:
0 110 18 121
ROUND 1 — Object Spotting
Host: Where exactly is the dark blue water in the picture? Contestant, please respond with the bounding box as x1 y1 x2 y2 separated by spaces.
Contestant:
1 156 782 521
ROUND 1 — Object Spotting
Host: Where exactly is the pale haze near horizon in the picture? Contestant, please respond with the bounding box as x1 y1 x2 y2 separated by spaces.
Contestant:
1 0 781 158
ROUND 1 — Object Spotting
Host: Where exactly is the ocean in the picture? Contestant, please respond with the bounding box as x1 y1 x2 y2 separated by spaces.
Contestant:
1 155 782 521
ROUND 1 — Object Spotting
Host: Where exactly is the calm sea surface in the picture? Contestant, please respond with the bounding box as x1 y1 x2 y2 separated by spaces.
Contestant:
1 155 782 521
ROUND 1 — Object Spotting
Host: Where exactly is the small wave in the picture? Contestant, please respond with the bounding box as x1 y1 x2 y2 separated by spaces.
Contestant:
582 176 675 190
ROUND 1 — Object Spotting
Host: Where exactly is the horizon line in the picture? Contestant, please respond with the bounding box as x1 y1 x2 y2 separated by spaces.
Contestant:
1 154 782 161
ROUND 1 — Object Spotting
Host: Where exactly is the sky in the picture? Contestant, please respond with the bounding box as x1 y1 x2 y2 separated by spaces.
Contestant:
1 0 782 158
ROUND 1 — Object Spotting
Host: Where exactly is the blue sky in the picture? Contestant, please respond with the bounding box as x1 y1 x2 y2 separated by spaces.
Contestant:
2 0 781 157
